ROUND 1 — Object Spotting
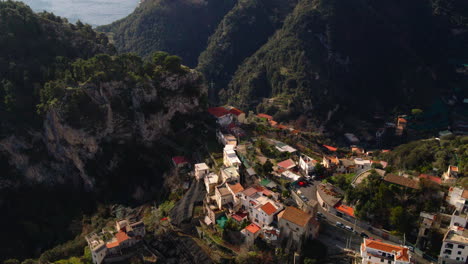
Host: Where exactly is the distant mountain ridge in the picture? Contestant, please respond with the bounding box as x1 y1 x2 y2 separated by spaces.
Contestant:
100 0 468 122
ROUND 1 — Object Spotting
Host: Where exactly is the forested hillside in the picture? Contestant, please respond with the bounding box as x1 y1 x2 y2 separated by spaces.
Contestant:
0 1 115 129
224 0 467 119
97 0 236 67
0 2 208 261
197 0 297 101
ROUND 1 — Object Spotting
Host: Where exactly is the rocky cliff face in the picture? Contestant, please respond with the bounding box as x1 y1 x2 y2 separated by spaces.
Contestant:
0 69 206 190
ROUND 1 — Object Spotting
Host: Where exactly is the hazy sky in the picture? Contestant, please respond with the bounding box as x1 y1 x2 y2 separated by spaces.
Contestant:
20 0 139 26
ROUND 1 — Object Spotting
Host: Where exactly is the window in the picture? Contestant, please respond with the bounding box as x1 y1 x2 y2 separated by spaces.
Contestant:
380 259 384 262
458 251 462 255
456 257 460 261
458 245 465 249
444 249 452 254
369 256 371 259
446 243 454 249
388 261 391 264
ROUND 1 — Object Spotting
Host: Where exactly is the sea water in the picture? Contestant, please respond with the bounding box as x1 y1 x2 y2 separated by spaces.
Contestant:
20 0 139 26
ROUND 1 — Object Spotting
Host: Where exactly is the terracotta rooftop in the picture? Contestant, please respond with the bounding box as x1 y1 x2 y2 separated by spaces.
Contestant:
278 206 311 227
462 190 468 199
172 156 188 165
334 203 355 217
207 107 230 118
244 223 261 234
261 202 278 216
277 159 295 169
243 187 258 197
323 145 338 152
418 174 442 185
228 183 244 194
450 166 459 172
116 231 130 243
384 174 419 189
364 239 410 262
229 107 244 116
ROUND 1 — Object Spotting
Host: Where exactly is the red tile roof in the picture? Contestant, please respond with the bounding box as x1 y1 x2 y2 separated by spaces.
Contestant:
261 202 277 215
207 107 230 118
228 183 244 194
229 108 244 116
450 166 459 172
323 145 338 152
172 156 188 165
277 159 295 169
384 174 419 189
116 231 130 243
398 117 407 124
364 239 409 262
278 206 311 227
257 113 273 120
419 174 442 185
277 124 288 130
106 241 119 248
269 120 278 127
462 190 468 199
244 223 261 234
232 213 247 222
334 203 355 217
243 187 258 197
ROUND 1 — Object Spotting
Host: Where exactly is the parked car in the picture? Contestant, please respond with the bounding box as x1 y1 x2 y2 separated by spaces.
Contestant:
345 225 353 232
360 232 369 238
336 222 344 228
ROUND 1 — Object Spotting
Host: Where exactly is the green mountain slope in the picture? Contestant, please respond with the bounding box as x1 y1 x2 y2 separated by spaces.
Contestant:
97 0 236 67
197 0 297 101
223 0 467 119
0 1 115 129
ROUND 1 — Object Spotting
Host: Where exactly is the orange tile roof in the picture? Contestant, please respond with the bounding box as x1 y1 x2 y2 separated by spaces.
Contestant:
269 120 278 127
207 107 230 117
229 107 244 116
116 231 130 243
228 183 244 194
418 174 442 185
257 113 273 120
243 187 258 197
450 166 459 172
364 239 409 262
398 117 407 123
277 124 288 130
278 206 311 227
261 202 277 215
244 223 261 234
277 159 295 169
323 145 337 152
462 190 468 199
334 203 355 217
106 241 120 248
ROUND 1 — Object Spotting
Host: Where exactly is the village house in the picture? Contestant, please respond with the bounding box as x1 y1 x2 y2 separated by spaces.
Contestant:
262 226 280 244
215 185 234 210
299 155 317 176
275 141 297 154
322 156 339 169
439 225 468 264
354 158 372 170
172 156 189 169
278 206 319 250
336 159 355 174
360 239 411 264
204 172 219 194
226 106 246 124
194 163 210 181
216 130 237 146
207 107 233 127
351 145 365 155
241 223 262 247
221 166 240 183
316 183 343 214
277 158 296 171
240 187 282 227
447 187 468 212
395 116 407 136
223 145 241 168
417 212 440 245
443 165 460 184
226 182 244 208
86 219 145 264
